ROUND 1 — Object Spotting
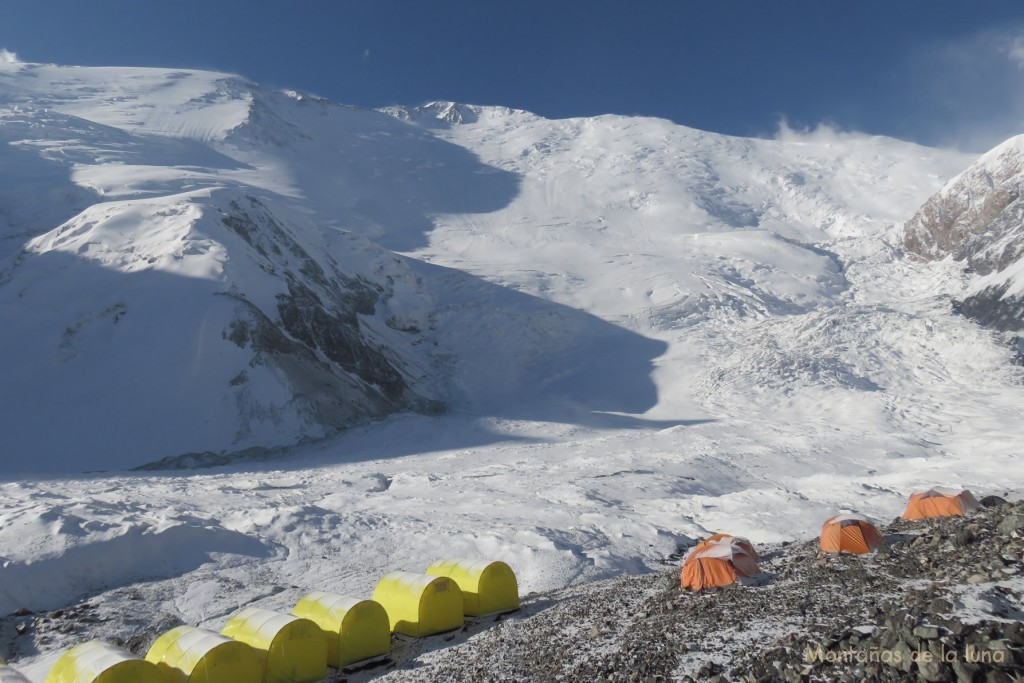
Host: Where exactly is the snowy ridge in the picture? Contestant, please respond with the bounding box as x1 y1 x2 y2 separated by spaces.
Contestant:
0 62 252 141
1 59 1023 679
380 101 530 128
1 188 442 471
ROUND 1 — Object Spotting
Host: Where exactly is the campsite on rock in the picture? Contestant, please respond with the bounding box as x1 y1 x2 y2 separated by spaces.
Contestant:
3 20 1024 680
371 495 1023 682
2 490 1021 681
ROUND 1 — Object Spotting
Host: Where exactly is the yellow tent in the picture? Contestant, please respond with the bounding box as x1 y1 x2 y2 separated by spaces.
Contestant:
292 591 391 667
221 607 327 683
145 625 262 682
372 571 464 637
425 559 519 616
45 641 163 683
0 659 31 683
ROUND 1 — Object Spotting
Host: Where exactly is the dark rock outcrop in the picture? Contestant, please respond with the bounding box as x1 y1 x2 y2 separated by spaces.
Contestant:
904 136 1024 333
904 137 1024 275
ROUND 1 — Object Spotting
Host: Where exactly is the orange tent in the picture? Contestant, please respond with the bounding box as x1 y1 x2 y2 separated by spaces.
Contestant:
819 513 883 554
902 487 980 520
680 538 760 591
694 533 759 560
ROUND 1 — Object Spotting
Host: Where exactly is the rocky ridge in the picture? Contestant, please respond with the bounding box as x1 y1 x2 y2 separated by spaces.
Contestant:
904 136 1024 333
903 137 1024 274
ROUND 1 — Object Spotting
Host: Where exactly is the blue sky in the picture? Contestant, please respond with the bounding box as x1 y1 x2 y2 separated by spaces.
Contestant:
3 0 1024 151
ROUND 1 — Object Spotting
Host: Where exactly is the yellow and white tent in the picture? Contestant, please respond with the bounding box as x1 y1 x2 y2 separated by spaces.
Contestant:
0 658 31 683
45 641 163 683
425 559 519 616
292 591 391 667
146 625 262 683
372 571 464 637
221 607 327 683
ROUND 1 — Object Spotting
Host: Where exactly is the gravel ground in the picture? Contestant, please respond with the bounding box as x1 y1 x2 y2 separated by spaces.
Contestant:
3 499 1020 682
360 497 1023 683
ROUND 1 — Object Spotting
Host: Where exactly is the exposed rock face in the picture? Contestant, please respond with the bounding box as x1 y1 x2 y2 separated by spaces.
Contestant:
219 196 412 404
904 136 1024 332
954 282 1024 333
904 137 1024 274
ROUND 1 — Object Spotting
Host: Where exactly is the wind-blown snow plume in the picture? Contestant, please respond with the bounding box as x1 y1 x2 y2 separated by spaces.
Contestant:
773 118 872 145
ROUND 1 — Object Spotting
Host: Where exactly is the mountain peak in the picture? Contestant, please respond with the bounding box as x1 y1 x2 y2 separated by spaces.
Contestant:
380 100 530 127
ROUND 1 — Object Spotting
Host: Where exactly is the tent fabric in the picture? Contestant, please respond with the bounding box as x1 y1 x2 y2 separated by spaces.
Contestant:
902 488 980 520
291 592 391 667
0 663 31 683
680 540 760 591
45 641 163 683
829 512 872 524
694 533 759 560
145 625 261 683
372 571 464 637
819 514 884 554
220 607 327 683
425 559 520 616
929 486 974 497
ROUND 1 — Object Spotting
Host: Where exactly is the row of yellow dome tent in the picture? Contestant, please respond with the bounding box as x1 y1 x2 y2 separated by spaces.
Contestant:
8 559 517 683
680 487 980 590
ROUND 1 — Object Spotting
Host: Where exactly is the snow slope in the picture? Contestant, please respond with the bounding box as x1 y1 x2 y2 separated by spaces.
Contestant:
2 59 1023 678
0 62 519 469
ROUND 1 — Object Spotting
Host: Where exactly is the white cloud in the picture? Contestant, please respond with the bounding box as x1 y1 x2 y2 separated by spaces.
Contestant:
0 48 19 64
769 26 1024 153
903 26 1024 152
1007 36 1024 70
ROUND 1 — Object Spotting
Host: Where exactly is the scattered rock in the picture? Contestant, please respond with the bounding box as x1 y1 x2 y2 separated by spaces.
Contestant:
996 514 1024 536
372 499 1024 682
3 501 1020 682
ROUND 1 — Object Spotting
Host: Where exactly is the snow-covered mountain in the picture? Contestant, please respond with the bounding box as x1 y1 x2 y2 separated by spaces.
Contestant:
1 59 977 472
3 57 1024 679
0 68 458 470
904 135 1024 331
